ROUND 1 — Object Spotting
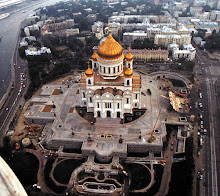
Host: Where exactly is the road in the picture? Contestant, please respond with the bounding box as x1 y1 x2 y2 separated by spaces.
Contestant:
0 0 62 145
194 44 220 196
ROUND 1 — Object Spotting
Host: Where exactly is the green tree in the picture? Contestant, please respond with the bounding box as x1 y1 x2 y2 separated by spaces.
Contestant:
18 46 27 58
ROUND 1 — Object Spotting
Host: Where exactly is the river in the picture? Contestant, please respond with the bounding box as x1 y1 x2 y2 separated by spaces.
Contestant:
0 0 62 100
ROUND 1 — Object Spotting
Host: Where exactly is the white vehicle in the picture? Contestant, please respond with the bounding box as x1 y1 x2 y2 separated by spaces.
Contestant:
199 102 203 108
200 121 204 125
199 93 202 98
199 113 203 119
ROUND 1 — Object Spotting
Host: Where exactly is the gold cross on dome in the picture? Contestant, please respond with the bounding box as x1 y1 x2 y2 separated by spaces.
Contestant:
108 23 111 33
87 61 90 68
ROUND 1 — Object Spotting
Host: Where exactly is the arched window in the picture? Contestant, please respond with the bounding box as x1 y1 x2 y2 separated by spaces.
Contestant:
127 80 130 86
114 67 116 73
128 63 130 68
109 68 110 74
88 79 91 84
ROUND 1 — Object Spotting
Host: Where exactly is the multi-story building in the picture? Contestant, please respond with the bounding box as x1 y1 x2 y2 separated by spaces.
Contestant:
65 28 80 37
123 49 168 62
92 21 104 39
190 7 203 16
105 22 120 36
194 20 220 32
154 34 191 47
109 15 169 24
172 44 196 61
25 47 51 56
123 31 147 42
210 10 220 21
24 27 30 37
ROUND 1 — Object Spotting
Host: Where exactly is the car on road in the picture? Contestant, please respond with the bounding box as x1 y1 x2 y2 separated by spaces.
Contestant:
199 102 203 108
199 93 202 98
203 129 207 135
200 121 204 125
198 113 203 119
201 124 204 129
5 107 9 111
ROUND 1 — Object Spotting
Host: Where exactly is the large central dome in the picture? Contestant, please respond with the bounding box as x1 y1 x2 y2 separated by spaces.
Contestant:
97 33 123 60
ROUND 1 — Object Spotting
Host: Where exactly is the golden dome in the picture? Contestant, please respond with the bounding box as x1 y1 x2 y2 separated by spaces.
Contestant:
85 67 93 77
92 52 98 61
126 52 133 61
124 68 133 78
97 33 123 60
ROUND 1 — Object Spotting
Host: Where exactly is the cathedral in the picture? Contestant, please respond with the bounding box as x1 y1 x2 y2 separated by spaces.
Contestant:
79 31 142 119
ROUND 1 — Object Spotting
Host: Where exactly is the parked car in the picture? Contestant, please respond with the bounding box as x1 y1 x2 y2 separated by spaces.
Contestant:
199 102 203 108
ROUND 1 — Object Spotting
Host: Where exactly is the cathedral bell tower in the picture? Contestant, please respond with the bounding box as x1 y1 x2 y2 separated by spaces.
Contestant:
124 68 133 87
125 47 133 70
85 62 94 87
91 52 98 69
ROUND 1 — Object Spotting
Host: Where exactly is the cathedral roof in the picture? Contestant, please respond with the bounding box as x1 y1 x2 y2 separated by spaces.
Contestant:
92 52 98 61
125 47 133 61
94 87 123 96
103 87 114 95
125 52 133 61
85 67 93 77
97 33 123 60
79 72 141 89
124 68 133 78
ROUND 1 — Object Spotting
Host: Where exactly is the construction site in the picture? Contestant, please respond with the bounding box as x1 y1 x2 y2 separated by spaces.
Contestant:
7 70 194 195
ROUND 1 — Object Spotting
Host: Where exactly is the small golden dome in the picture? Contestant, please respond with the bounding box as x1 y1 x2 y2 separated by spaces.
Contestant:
92 52 98 61
85 67 93 77
126 52 133 61
97 33 123 60
124 68 133 78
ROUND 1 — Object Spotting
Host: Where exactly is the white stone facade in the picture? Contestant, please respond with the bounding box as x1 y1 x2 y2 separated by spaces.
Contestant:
172 44 196 61
154 34 191 48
